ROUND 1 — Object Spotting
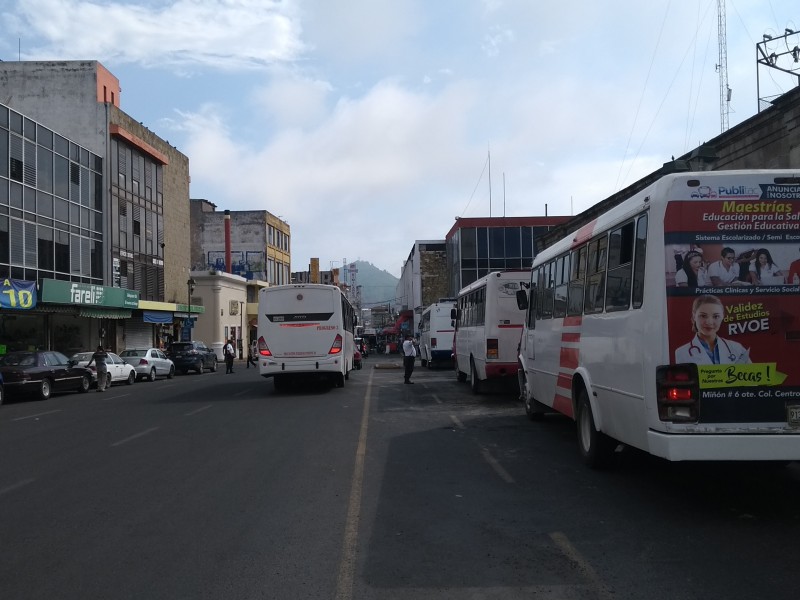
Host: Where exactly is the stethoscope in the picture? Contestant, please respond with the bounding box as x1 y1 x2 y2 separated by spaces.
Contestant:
687 336 736 362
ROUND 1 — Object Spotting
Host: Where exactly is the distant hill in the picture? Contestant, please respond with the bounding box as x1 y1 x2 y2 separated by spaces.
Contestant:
352 261 398 307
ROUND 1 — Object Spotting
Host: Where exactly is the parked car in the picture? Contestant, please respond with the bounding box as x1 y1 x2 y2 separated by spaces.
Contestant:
0 351 92 401
119 348 175 382
69 351 137 387
167 341 218 374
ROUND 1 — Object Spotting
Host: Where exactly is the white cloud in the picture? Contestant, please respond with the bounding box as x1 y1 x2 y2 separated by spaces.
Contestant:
6 0 305 70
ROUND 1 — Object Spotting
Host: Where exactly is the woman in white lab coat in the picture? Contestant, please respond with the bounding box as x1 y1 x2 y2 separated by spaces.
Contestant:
674 294 751 365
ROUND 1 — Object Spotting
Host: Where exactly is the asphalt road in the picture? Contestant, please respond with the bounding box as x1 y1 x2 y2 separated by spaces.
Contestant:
1 357 799 599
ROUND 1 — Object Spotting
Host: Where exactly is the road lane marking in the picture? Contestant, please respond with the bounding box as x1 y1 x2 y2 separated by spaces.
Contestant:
12 410 62 421
450 414 465 429
184 404 213 416
0 478 35 497
335 367 373 600
111 426 160 447
480 447 515 483
550 531 614 600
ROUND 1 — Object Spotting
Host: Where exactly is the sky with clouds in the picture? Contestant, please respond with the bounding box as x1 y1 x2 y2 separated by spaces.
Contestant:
2 0 799 277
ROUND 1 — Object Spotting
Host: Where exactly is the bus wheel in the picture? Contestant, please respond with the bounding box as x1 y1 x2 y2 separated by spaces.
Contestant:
522 373 544 421
577 389 615 469
273 375 286 392
456 359 467 382
336 373 345 388
469 358 482 394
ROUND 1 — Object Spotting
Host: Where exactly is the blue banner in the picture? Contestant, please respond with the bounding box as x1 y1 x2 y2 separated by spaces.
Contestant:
1 278 37 310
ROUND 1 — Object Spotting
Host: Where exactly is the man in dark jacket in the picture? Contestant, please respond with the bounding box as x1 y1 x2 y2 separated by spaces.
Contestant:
87 345 109 392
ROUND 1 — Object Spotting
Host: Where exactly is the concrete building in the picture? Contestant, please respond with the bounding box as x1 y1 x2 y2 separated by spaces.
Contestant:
189 199 290 349
189 199 290 285
395 240 448 334
0 60 196 352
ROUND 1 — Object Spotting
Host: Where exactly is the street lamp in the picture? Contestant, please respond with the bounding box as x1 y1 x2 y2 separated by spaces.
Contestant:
186 278 196 343
187 277 196 311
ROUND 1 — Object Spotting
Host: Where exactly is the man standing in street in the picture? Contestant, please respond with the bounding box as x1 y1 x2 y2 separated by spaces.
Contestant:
224 339 236 374
402 334 416 384
87 345 109 392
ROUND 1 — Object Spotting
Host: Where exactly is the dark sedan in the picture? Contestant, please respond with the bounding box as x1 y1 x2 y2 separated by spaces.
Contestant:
167 341 218 374
0 351 92 402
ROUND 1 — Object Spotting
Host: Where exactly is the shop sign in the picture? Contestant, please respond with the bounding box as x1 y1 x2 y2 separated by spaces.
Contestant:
1 278 37 310
41 279 139 308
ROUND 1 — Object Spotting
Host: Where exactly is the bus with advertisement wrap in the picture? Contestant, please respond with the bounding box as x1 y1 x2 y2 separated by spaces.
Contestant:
515 170 800 467
257 284 356 390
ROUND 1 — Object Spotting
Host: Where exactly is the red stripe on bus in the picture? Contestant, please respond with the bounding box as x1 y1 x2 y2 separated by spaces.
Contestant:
561 332 580 343
563 315 583 327
553 394 574 418
557 373 572 389
560 346 579 369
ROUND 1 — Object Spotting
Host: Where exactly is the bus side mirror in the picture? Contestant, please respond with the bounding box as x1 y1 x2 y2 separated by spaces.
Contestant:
516 289 528 311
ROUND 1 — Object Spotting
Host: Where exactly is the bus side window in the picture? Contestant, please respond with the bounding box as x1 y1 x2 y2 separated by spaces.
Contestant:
541 262 554 319
605 220 635 312
632 213 648 309
584 234 607 314
553 253 569 318
567 246 586 316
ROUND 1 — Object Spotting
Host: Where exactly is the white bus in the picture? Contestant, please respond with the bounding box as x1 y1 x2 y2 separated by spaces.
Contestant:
418 298 456 368
257 284 356 390
452 271 527 393
516 170 800 467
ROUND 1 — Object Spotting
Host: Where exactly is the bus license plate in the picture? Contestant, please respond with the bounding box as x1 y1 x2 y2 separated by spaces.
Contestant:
788 405 800 429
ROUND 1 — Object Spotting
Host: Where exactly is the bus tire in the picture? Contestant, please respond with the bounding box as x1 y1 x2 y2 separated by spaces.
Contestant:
273 375 286 391
456 359 467 382
469 358 482 394
577 389 616 469
336 373 345 388
521 373 544 421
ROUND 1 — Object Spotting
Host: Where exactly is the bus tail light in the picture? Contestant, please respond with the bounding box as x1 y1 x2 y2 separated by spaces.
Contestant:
656 364 700 422
328 334 343 354
258 336 272 357
431 337 437 348
486 338 499 359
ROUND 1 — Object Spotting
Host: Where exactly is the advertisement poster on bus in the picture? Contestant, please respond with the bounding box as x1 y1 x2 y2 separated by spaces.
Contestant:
664 179 800 417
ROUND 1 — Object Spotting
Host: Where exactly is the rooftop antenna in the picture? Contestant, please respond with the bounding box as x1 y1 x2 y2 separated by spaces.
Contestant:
716 0 730 132
487 145 492 217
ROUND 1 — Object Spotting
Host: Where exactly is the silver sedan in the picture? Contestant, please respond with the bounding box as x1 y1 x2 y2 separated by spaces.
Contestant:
119 348 175 382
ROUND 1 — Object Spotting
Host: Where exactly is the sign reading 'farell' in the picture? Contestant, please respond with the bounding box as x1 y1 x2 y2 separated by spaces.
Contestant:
41 279 139 308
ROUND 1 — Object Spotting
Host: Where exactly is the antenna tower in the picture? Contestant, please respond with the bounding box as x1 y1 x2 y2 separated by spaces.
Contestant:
717 0 730 132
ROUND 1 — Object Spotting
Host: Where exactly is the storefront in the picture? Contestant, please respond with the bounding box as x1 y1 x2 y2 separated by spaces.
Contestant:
40 279 139 354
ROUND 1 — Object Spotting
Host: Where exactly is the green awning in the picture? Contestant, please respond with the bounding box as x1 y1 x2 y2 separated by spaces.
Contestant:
78 307 133 319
